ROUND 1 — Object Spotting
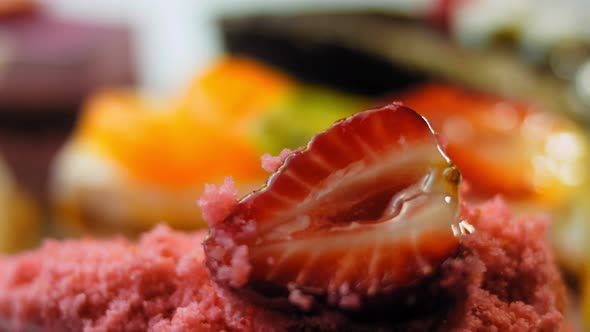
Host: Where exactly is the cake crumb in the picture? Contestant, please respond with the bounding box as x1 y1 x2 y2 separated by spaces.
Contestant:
288 288 314 311
339 294 361 310
0 198 566 331
228 245 251 288
198 177 238 227
261 148 293 173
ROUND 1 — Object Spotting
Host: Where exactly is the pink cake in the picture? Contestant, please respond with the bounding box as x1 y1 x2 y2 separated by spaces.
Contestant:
0 197 565 331
0 104 566 331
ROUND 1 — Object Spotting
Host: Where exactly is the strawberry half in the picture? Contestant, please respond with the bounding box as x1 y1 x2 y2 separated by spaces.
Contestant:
204 103 463 310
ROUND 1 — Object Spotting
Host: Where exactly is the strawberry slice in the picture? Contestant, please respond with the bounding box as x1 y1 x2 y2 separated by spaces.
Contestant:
204 104 463 309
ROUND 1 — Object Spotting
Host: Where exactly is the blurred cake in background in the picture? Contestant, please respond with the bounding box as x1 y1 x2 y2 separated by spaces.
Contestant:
0 153 41 253
399 83 589 203
50 57 366 235
221 0 590 122
0 10 134 204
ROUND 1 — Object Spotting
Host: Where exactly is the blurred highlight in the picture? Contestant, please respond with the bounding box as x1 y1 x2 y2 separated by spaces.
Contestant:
0 155 41 253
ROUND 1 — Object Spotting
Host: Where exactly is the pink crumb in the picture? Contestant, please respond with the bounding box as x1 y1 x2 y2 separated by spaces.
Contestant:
338 294 361 310
227 245 251 288
205 223 253 289
260 148 293 173
288 288 314 312
336 283 361 310
459 180 472 198
0 198 566 331
0 226 286 332
198 177 238 227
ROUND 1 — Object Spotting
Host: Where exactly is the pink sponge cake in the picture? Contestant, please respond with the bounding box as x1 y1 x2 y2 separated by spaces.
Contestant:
0 104 566 331
0 196 566 331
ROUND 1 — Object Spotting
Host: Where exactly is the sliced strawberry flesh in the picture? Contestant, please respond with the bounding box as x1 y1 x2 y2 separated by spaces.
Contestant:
205 104 463 308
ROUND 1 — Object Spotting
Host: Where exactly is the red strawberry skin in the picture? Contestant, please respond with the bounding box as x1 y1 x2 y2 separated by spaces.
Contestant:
204 103 463 309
